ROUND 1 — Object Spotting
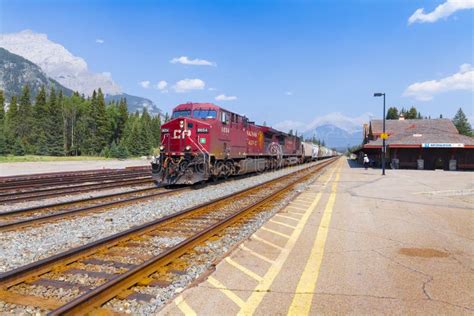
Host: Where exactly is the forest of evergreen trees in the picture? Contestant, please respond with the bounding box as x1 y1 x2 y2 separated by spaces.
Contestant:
0 86 162 158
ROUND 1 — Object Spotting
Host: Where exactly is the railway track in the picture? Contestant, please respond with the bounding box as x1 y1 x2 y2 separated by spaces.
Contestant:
0 158 337 315
0 167 150 190
0 176 154 204
0 186 187 231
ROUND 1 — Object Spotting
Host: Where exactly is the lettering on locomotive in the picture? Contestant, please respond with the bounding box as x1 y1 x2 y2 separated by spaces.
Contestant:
172 130 191 139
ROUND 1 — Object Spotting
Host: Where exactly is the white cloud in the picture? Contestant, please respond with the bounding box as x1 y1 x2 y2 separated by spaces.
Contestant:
173 78 206 93
274 112 373 134
408 0 474 24
95 39 104 44
0 30 122 95
208 87 217 91
155 80 168 91
403 63 474 101
285 91 293 96
170 56 216 66
139 80 150 88
215 94 237 101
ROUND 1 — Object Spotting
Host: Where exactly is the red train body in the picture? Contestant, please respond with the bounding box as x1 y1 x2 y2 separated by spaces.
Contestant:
152 102 309 184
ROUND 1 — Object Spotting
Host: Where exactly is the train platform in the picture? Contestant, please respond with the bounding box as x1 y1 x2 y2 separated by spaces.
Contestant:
0 158 149 177
161 158 473 315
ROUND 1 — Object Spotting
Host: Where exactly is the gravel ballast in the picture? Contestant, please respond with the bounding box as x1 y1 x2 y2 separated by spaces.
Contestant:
0 162 326 273
106 167 328 315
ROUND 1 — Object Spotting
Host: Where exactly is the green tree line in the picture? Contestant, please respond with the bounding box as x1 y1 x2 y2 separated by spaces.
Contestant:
0 86 162 158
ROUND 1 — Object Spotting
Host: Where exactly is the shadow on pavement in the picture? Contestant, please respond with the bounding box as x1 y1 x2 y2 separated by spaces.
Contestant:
346 159 364 169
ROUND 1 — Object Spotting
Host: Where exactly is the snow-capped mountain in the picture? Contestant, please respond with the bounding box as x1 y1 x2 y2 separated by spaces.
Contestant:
0 30 160 114
274 112 373 149
0 30 121 96
0 47 73 100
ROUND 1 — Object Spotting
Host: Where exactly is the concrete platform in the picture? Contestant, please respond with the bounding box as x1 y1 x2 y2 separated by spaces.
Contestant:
160 158 474 315
0 158 149 177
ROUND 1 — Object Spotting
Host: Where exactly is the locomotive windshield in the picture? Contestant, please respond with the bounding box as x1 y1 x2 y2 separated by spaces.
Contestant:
171 110 191 118
193 109 217 119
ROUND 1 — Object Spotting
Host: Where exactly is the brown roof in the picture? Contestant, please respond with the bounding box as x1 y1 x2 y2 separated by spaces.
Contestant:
367 132 474 147
365 118 474 148
370 119 458 135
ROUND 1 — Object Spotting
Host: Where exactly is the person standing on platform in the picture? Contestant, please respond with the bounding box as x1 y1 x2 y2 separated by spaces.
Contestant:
363 154 370 170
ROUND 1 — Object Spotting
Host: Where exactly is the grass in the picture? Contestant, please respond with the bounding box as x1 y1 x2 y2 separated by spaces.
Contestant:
0 155 141 163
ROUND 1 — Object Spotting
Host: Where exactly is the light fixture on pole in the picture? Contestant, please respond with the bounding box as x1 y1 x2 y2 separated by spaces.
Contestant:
373 92 386 176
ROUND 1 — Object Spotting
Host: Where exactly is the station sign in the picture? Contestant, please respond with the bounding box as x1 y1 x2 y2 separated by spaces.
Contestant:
421 143 464 148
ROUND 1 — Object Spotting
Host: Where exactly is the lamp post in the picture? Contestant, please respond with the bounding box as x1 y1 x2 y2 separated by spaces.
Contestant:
374 93 386 175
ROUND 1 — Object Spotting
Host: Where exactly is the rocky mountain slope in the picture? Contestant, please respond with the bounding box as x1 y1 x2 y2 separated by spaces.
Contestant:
0 47 72 99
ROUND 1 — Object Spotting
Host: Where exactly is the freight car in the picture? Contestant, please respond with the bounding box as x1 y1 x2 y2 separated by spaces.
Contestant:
151 102 334 185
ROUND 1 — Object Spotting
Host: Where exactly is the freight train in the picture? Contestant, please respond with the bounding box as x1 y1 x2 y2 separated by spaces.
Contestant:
151 103 336 185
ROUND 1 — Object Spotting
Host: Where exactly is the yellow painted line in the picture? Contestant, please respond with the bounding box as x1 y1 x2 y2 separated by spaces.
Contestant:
287 167 341 316
274 214 300 222
252 234 284 251
225 257 263 281
239 244 275 264
237 165 338 316
207 276 245 308
175 295 197 316
260 227 291 239
270 219 297 229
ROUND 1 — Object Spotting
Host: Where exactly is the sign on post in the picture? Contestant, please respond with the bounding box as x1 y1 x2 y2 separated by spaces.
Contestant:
421 143 464 148
380 133 388 140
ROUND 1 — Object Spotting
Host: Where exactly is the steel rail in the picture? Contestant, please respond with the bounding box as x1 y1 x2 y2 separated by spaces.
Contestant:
0 186 187 231
0 158 337 315
50 158 337 315
0 177 154 204
0 171 151 192
0 167 151 185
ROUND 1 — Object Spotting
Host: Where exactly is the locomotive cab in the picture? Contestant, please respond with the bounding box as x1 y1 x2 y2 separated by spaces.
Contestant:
152 103 218 185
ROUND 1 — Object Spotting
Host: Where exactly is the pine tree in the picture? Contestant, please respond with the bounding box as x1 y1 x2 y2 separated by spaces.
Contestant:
386 107 399 120
5 96 18 153
405 106 420 119
140 107 154 155
150 115 161 147
17 85 34 153
48 88 64 155
95 89 110 153
452 108 472 136
33 86 50 155
164 112 170 123
117 98 128 141
0 90 6 154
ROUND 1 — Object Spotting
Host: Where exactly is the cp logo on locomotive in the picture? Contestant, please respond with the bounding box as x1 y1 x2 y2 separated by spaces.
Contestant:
173 130 192 139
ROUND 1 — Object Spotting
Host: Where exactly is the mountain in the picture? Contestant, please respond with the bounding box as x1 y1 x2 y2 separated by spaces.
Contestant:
0 30 160 114
105 93 161 115
302 124 363 150
0 30 121 96
0 47 73 100
274 112 372 149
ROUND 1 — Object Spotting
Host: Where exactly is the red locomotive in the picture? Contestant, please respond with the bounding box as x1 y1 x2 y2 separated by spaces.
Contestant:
152 102 307 185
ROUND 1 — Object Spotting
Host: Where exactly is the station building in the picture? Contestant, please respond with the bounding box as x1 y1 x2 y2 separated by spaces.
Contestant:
360 117 474 170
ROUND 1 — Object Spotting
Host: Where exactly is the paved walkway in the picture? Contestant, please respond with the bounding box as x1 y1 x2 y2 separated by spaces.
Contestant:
160 158 473 315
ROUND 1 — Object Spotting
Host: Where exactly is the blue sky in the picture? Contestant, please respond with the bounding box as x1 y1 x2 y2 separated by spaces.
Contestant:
1 0 473 129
